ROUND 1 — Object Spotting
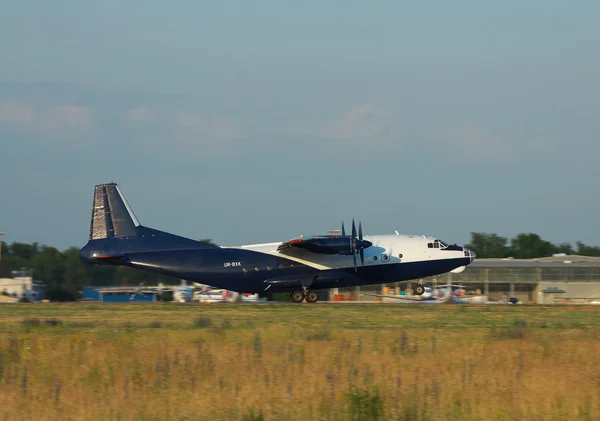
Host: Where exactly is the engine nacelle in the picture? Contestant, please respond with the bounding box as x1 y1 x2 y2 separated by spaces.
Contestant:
298 237 372 255
450 266 466 274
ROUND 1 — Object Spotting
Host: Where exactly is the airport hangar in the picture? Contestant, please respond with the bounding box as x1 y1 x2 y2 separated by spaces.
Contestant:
332 255 600 304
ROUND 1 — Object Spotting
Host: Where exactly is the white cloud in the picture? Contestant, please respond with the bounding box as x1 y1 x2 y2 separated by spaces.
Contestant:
315 104 392 140
155 111 245 156
44 105 92 132
433 123 563 164
173 111 241 141
214 116 240 141
0 99 92 135
441 124 513 160
0 100 36 126
175 111 203 129
1 98 246 154
122 106 156 122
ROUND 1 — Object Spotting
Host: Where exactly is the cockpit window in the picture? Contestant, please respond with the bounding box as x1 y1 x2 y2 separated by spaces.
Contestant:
434 239 463 251
429 240 452 250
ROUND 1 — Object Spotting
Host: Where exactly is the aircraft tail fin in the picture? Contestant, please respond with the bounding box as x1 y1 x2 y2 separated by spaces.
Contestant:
81 182 218 265
89 182 140 240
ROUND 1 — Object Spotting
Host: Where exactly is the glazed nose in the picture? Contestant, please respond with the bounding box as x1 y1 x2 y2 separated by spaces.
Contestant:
463 247 476 262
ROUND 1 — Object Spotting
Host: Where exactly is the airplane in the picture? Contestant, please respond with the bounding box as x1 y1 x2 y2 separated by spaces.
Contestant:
119 280 264 303
79 183 476 303
89 281 198 302
193 287 265 303
361 281 489 304
362 283 437 301
157 280 262 303
120 280 207 302
156 280 200 303
361 286 452 304
449 284 490 304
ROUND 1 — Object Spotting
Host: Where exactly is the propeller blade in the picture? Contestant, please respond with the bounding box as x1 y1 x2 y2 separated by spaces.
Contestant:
352 250 357 271
352 218 356 239
342 221 345 236
359 221 365 266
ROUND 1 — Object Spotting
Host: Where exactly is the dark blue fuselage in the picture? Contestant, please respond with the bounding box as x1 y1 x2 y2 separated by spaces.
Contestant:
80 182 474 295
81 232 471 293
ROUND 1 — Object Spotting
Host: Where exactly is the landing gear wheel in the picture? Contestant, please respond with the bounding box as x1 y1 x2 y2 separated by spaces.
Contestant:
413 284 425 296
290 290 305 303
305 291 318 304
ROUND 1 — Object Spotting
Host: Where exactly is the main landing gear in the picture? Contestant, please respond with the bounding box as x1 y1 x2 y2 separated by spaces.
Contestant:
290 290 319 303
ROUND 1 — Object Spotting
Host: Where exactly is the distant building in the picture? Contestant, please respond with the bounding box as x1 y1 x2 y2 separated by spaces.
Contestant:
461 255 600 304
82 286 159 302
332 255 600 304
0 270 45 301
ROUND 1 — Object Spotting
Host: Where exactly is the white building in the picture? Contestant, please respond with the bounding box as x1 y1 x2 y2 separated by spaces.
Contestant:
0 270 43 301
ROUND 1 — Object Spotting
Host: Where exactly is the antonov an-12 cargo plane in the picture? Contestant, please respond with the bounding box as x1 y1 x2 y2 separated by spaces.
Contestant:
79 183 476 303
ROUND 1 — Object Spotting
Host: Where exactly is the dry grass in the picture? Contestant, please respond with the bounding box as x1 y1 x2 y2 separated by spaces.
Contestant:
0 303 599 420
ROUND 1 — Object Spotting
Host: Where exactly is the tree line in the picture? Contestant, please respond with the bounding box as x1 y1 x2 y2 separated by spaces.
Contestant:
1 234 599 300
0 239 217 301
465 232 600 259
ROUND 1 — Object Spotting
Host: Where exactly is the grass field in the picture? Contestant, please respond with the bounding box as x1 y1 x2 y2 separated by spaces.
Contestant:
0 303 599 421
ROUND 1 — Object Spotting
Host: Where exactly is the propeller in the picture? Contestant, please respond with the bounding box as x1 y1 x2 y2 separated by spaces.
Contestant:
359 220 365 267
351 219 357 270
347 218 371 271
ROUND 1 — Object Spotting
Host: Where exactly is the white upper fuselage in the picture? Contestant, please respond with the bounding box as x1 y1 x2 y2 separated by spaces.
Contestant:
229 234 475 271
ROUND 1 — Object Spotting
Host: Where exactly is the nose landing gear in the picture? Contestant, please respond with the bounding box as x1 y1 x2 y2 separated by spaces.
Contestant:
412 281 425 296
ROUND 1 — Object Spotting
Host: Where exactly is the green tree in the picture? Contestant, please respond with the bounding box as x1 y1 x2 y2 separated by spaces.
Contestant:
63 247 90 292
113 266 178 286
0 242 10 277
9 242 40 260
576 242 600 257
508 233 556 259
553 242 574 255
465 233 508 258
30 246 66 288
86 265 117 286
0 242 40 277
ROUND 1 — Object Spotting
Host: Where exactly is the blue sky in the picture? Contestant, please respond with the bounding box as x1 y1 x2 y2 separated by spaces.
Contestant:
1 1 599 250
